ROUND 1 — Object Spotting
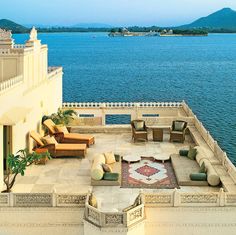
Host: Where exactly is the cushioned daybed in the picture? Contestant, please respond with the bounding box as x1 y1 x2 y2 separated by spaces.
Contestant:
43 119 95 147
30 131 87 158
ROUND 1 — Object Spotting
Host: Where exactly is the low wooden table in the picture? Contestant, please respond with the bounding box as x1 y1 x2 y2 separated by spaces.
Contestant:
123 155 141 164
147 126 170 142
152 128 164 141
153 153 170 163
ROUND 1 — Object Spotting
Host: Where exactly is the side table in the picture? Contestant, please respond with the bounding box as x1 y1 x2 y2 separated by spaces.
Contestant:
152 128 163 142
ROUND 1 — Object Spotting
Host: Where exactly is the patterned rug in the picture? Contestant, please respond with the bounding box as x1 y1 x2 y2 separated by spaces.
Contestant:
121 157 179 189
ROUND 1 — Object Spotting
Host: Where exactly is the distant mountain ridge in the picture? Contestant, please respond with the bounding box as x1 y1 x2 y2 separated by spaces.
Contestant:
0 19 28 33
179 8 236 29
2 8 236 33
73 23 113 28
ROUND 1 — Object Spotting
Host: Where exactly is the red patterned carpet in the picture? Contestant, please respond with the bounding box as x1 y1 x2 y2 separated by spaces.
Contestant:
121 157 179 189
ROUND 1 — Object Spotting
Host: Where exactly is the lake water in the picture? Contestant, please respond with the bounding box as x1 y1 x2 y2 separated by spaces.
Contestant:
14 33 236 163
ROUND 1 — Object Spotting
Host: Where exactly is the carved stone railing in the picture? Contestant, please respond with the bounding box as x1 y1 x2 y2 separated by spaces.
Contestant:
0 75 23 93
62 101 183 126
56 193 87 207
48 66 63 80
0 193 87 207
143 189 230 207
182 101 236 183
84 193 145 228
63 101 182 109
13 44 25 49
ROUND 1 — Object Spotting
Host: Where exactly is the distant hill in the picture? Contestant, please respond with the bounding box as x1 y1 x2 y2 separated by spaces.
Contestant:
73 23 113 28
0 19 28 33
179 8 236 29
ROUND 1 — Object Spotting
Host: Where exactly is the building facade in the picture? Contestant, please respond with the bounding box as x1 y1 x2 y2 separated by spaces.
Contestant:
0 28 63 191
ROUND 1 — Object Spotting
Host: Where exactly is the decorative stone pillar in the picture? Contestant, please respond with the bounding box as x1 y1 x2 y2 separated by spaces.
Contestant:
25 27 41 48
0 28 14 49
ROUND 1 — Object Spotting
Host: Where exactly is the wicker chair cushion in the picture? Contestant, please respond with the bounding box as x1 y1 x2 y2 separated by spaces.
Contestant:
55 125 69 134
133 121 145 131
30 131 44 147
173 121 185 131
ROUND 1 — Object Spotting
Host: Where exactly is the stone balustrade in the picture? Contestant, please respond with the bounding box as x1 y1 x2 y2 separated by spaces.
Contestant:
48 66 63 79
63 101 182 108
13 44 25 49
84 193 145 228
0 75 23 93
144 189 234 207
0 193 87 207
1 190 236 208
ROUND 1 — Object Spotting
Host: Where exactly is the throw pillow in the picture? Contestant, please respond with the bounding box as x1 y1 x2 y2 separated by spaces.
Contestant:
55 125 69 134
190 173 207 181
133 194 142 206
102 163 112 173
174 121 185 131
103 172 119 181
179 149 189 157
42 136 58 145
133 121 144 131
199 162 206 173
104 152 116 164
88 193 98 208
187 146 197 160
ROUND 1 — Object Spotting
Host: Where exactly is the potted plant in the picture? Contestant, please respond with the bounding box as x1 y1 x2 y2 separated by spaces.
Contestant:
2 149 51 193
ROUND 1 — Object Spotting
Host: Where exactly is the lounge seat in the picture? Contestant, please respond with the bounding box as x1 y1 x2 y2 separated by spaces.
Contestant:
171 154 208 186
91 154 121 186
43 119 95 147
30 131 87 158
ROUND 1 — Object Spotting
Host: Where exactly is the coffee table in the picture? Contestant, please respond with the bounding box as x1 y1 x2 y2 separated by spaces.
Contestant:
153 153 170 163
123 155 141 164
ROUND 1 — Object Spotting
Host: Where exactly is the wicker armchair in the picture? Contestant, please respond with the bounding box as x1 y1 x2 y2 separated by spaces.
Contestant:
169 120 188 143
131 120 148 142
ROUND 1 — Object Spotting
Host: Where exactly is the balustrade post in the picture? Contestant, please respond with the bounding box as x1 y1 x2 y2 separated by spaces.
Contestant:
173 188 180 207
9 193 14 207
219 188 225 207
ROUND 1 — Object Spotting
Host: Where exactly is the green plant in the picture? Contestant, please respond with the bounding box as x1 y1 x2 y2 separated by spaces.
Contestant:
43 108 76 126
2 149 51 193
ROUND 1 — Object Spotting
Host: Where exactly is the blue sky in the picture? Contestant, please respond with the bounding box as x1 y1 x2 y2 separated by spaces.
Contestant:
2 0 236 26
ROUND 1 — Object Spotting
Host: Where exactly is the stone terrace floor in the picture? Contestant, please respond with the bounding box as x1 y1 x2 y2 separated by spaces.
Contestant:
13 132 220 211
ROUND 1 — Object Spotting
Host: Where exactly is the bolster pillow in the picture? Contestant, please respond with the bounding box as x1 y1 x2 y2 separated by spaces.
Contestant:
91 154 106 180
203 159 220 186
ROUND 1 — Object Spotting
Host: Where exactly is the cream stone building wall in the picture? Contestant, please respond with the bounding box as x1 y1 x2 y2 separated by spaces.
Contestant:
0 28 63 191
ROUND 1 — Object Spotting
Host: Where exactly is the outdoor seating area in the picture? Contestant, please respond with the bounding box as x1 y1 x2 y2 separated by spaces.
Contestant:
13 130 224 195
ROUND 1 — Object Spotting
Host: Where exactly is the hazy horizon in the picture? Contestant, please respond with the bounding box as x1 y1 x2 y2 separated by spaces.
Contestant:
2 0 236 27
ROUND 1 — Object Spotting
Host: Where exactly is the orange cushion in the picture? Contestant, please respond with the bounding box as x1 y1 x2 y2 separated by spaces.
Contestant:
55 125 69 134
55 143 87 151
64 133 93 141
